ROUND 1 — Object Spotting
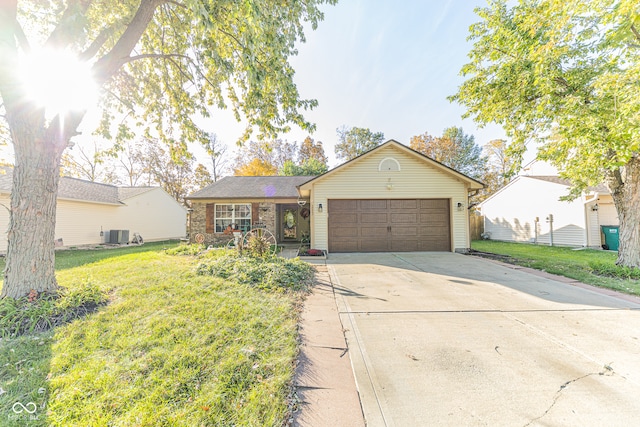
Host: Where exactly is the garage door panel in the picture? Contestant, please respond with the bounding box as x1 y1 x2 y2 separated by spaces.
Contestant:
330 227 359 238
361 227 388 238
331 213 358 224
328 199 451 253
391 240 420 251
360 200 388 210
391 226 418 236
421 214 448 225
421 199 448 209
418 226 450 237
331 200 357 211
359 240 389 252
361 213 389 223
390 199 418 209
391 213 418 223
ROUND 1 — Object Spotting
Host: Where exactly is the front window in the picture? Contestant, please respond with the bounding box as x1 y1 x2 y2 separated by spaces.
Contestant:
215 204 251 232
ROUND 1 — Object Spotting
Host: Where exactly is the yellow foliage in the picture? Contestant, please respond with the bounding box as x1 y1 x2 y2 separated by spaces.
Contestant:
234 158 277 176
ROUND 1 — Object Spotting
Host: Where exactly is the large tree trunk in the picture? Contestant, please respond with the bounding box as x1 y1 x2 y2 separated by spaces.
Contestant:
1 116 65 298
607 155 640 269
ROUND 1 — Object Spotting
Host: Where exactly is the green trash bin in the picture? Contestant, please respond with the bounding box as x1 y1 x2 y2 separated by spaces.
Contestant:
601 225 619 251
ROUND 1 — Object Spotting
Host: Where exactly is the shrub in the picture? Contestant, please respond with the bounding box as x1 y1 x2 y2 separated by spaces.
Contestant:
589 261 640 280
196 250 314 291
245 234 272 258
0 279 107 337
165 243 205 256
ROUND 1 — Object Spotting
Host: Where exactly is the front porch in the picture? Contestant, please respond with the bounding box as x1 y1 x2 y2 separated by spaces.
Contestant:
189 200 310 247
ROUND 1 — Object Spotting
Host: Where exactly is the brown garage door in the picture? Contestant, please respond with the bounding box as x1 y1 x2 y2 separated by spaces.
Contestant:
328 199 451 252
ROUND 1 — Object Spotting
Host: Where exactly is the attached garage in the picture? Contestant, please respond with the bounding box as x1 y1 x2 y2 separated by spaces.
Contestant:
328 199 451 252
298 140 484 253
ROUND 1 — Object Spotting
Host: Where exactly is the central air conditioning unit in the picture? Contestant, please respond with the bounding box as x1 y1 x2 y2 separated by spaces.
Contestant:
109 229 130 244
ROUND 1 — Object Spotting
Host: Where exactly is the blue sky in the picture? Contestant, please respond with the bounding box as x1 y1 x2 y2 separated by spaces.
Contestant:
205 0 507 168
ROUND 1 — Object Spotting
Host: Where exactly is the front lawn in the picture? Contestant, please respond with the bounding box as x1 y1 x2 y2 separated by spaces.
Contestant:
471 240 640 296
0 245 311 426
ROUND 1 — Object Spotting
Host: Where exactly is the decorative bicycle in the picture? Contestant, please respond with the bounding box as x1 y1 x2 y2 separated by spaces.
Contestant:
226 227 278 255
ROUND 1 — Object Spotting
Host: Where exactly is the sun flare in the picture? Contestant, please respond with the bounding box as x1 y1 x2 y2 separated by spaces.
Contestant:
18 49 98 120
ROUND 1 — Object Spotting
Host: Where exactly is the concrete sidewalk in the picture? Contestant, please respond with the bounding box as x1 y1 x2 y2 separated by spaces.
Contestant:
292 264 365 427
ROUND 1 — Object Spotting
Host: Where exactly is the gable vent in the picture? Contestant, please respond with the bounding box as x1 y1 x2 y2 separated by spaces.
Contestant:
379 157 401 172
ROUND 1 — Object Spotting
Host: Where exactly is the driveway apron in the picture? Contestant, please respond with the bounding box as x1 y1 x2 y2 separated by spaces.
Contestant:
328 252 640 427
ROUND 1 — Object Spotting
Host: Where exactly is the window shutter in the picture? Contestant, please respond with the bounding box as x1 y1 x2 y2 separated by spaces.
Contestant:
251 203 259 226
206 203 215 233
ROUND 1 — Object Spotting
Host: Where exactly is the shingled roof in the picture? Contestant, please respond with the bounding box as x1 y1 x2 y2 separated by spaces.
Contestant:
187 176 315 200
528 176 609 194
118 187 156 200
0 168 158 205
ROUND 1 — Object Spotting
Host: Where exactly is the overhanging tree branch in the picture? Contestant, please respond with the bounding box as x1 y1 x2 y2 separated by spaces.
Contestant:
92 0 164 86
45 0 93 49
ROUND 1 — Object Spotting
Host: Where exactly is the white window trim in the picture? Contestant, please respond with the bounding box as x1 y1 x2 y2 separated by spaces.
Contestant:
214 203 251 233
378 157 401 172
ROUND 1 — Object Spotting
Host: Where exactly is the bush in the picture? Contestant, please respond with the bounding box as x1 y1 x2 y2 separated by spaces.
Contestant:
165 243 205 256
589 261 640 280
196 250 314 291
245 234 271 258
0 280 107 337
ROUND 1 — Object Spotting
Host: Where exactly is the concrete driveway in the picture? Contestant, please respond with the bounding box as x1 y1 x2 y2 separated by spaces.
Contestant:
328 252 640 427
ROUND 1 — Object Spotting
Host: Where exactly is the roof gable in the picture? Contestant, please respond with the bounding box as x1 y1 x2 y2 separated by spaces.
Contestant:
299 140 484 192
479 175 610 208
0 167 163 205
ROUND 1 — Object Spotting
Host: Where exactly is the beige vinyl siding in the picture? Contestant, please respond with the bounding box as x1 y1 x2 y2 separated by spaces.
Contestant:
116 188 187 241
597 196 619 226
55 199 122 246
586 206 601 248
481 177 588 247
0 196 121 252
310 145 471 252
0 188 187 253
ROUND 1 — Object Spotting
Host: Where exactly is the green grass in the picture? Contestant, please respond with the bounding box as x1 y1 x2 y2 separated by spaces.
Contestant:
471 240 640 295
0 245 306 426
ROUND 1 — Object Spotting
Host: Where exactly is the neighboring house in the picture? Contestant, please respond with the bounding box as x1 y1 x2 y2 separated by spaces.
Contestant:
187 140 484 253
479 161 618 248
0 168 187 252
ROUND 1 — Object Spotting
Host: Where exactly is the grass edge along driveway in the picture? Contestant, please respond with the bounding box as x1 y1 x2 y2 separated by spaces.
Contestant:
0 245 310 426
471 240 640 296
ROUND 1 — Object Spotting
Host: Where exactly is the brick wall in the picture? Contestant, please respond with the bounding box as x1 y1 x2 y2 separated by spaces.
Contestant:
190 201 277 246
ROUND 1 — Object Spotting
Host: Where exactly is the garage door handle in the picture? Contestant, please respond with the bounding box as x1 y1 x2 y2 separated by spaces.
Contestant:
387 226 391 232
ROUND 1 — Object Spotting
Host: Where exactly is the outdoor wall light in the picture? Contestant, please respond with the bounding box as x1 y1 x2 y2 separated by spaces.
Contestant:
318 203 323 213
387 178 393 190
456 202 464 211
591 204 599 212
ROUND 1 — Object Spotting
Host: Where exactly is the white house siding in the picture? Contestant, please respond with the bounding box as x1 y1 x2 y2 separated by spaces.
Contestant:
309 145 471 252
116 189 187 241
481 177 588 247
